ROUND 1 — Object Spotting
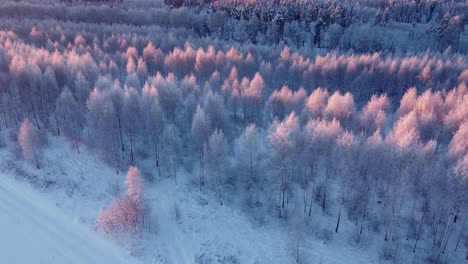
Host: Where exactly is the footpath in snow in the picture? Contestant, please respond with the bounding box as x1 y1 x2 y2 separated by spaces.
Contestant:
0 174 140 264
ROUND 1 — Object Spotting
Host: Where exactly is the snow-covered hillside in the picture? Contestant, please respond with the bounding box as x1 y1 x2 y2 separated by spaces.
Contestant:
2 131 465 264
0 170 139 264
0 134 380 264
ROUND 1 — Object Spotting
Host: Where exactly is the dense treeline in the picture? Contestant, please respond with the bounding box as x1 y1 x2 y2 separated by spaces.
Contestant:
1 0 467 53
1 1 467 263
165 0 467 51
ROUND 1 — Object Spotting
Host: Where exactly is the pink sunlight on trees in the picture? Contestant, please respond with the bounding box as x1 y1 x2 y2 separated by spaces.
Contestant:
98 167 145 235
18 118 41 169
0 0 467 263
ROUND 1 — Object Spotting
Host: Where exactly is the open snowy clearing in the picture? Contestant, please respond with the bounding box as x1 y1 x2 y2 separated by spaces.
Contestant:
0 172 140 264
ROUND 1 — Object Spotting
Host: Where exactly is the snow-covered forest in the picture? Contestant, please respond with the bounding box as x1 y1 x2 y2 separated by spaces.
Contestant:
0 0 467 263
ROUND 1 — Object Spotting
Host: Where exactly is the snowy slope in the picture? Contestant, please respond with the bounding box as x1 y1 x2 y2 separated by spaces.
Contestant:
0 134 382 264
0 173 140 264
0 134 386 264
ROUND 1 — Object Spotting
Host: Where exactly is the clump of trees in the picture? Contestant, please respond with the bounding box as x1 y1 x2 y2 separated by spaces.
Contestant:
97 166 147 234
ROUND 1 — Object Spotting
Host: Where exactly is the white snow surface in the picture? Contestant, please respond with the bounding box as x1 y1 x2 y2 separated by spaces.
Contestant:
0 171 141 264
0 134 386 264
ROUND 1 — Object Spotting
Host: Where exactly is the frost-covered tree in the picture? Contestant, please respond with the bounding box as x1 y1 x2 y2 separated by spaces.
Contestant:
360 94 389 135
141 84 165 174
18 118 41 169
206 129 228 206
269 86 307 119
143 41 163 73
324 91 355 126
86 89 121 169
122 87 141 165
160 123 180 184
153 73 180 122
242 73 264 124
204 90 229 134
109 82 126 161
74 72 91 113
191 105 210 190
41 67 61 134
304 118 343 214
334 131 358 233
98 166 145 234
235 123 261 206
195 46 217 82
126 166 144 207
304 87 329 119
268 112 301 217
0 3 466 259
288 213 306 263
56 87 83 153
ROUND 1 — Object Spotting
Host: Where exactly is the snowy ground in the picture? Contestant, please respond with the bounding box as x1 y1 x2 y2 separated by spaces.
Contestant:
4 132 453 264
0 132 384 264
144 173 385 264
0 170 140 264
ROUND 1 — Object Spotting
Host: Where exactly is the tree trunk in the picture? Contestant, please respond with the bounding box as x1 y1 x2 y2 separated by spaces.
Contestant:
173 158 177 185
32 148 40 170
199 148 204 191
54 112 60 136
0 111 7 129
73 130 80 154
360 186 370 235
218 185 223 206
117 118 124 154
413 212 425 253
249 151 253 181
154 140 161 177
335 186 344 233
335 201 342 233
465 229 468 247
282 189 285 209
308 191 313 217
303 187 308 214
455 217 465 252
321 186 327 213
129 133 135 165
384 224 388 242
433 204 441 245
31 104 41 130
438 206 457 258
296 240 299 263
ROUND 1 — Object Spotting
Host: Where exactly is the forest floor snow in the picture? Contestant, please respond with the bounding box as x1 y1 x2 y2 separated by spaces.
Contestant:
0 133 385 264
0 169 140 264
